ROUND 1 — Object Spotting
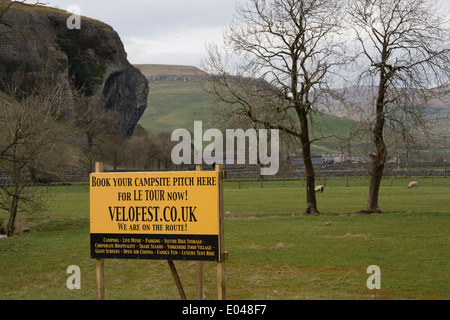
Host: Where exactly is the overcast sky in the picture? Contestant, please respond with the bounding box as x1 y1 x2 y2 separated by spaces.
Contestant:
27 0 450 68
38 0 238 67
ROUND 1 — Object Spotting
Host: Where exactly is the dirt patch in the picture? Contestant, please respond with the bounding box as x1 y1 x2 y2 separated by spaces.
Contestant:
323 233 392 241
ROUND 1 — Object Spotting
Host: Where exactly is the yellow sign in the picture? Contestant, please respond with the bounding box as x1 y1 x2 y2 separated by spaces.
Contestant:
90 171 219 261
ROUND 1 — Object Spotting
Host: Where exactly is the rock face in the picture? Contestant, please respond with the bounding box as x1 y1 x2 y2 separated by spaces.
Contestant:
0 3 148 136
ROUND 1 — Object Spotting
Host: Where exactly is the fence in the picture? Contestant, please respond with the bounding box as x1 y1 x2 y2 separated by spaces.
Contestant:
2 175 446 190
224 175 448 189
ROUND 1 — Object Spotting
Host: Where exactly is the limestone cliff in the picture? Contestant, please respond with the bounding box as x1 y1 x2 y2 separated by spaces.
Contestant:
0 2 148 136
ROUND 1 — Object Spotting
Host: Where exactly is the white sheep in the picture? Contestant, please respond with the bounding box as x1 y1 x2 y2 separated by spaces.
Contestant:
315 185 324 193
408 181 418 188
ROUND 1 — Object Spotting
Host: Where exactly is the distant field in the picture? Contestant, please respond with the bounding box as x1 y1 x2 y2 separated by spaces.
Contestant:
134 64 449 161
138 80 213 133
0 178 448 300
138 80 360 153
225 176 450 216
134 64 206 77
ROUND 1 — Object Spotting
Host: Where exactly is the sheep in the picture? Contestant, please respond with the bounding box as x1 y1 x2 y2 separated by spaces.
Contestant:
315 185 324 193
408 181 418 188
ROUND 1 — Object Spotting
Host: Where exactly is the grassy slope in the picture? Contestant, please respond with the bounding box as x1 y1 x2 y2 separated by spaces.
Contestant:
136 64 449 157
133 64 207 77
139 81 212 134
0 180 448 300
138 80 358 153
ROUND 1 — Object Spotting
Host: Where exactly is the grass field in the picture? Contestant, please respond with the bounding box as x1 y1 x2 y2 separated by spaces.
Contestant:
138 80 360 154
0 177 449 300
136 78 449 162
139 81 213 134
134 64 206 77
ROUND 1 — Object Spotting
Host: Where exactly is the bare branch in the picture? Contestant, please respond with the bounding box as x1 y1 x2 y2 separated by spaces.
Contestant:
347 0 450 211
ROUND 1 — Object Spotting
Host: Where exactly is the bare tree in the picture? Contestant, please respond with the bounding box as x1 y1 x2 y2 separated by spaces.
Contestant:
0 76 70 236
125 132 161 170
98 133 128 171
202 0 348 214
155 131 177 170
72 93 117 173
348 0 450 212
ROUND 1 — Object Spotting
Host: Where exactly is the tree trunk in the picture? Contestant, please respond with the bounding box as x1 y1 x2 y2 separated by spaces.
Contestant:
366 155 384 212
7 194 19 237
366 75 388 213
302 145 318 214
298 109 318 215
7 163 21 236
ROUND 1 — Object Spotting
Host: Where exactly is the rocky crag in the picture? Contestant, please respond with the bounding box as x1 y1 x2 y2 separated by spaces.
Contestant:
0 2 148 136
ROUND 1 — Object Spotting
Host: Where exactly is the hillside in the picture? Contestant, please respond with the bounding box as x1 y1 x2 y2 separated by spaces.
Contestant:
137 80 213 133
134 78 358 154
134 64 449 159
133 64 207 77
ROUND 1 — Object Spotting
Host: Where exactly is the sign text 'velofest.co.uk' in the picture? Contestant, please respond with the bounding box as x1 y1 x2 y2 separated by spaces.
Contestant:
90 171 220 261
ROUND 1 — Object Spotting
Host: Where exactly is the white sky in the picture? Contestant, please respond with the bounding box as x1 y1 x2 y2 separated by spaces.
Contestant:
25 0 450 68
37 0 238 67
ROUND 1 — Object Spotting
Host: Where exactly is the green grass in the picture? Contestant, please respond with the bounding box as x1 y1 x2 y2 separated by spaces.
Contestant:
139 79 449 160
139 81 213 134
138 80 360 153
0 179 449 299
226 178 449 216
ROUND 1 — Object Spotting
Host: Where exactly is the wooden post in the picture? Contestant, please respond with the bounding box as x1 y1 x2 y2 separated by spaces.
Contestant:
96 258 104 300
168 260 187 300
94 162 105 300
95 161 103 175
216 164 226 300
444 136 447 178
195 165 204 300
